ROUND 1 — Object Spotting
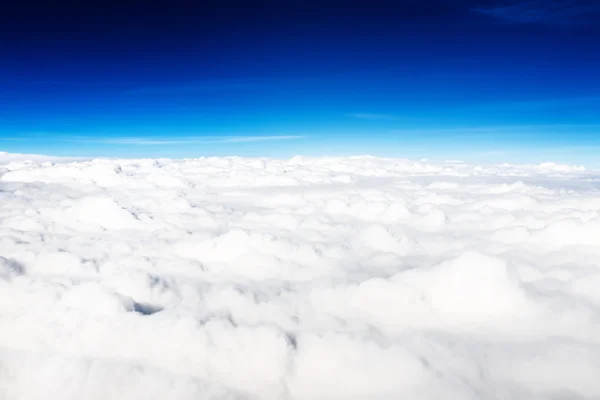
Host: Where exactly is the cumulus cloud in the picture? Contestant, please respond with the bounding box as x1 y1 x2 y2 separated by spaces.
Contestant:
1 152 600 399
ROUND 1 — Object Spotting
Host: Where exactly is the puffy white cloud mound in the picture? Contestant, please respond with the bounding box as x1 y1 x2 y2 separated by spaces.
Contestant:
1 153 600 399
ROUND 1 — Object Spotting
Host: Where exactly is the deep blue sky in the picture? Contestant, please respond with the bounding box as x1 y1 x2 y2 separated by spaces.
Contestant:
1 0 600 163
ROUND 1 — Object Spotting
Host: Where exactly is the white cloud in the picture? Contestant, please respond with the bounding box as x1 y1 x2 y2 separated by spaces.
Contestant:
0 151 86 164
348 112 397 120
216 135 305 143
473 0 600 24
1 153 600 399
66 135 305 146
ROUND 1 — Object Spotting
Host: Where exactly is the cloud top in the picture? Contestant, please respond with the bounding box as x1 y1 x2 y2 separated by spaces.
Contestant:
0 153 599 399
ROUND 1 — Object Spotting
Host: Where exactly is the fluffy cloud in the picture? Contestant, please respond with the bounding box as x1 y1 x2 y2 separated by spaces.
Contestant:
1 153 599 399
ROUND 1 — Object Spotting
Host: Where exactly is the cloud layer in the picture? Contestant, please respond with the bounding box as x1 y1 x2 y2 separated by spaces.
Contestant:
473 0 600 24
66 135 305 146
1 153 600 399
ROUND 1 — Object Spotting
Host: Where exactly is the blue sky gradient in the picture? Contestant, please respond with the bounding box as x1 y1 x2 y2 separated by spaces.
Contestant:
1 0 599 164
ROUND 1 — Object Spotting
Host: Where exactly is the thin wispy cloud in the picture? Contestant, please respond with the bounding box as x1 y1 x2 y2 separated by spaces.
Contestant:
65 135 305 146
389 123 600 139
123 80 265 95
122 76 322 95
438 95 600 115
473 0 600 24
348 113 398 120
486 95 600 109
216 135 304 143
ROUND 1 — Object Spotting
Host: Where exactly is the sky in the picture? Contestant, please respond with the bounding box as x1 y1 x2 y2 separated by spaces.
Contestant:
1 0 600 164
